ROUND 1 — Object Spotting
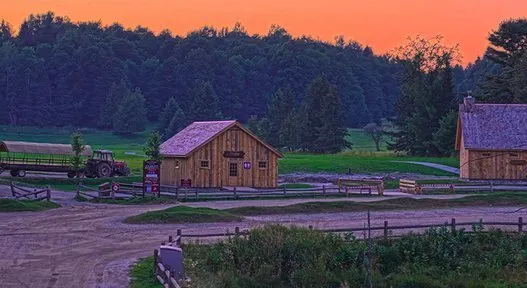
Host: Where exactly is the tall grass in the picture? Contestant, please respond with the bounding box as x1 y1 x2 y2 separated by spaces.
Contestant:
183 225 527 288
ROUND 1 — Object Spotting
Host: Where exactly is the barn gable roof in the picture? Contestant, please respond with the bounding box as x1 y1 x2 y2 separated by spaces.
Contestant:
160 120 283 157
457 103 527 150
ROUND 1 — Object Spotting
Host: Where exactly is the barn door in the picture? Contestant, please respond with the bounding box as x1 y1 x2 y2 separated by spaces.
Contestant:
227 161 239 187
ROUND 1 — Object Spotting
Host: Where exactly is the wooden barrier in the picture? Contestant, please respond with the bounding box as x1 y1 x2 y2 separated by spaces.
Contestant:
9 179 51 201
171 217 526 242
399 179 422 194
338 178 384 196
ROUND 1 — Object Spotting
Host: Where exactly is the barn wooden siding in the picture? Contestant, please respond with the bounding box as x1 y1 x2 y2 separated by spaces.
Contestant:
161 126 279 188
459 132 527 180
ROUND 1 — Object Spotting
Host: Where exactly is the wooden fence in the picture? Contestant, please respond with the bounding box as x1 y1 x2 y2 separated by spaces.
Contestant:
7 179 51 201
397 179 527 194
77 181 376 201
171 217 527 241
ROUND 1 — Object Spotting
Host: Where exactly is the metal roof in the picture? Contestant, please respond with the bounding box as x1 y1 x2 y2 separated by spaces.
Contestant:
0 141 93 156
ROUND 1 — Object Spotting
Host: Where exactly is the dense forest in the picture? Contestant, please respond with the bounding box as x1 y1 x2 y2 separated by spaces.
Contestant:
0 12 400 131
0 12 525 155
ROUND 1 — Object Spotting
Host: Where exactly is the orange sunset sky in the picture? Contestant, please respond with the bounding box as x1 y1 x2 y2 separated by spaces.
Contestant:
3 1 527 65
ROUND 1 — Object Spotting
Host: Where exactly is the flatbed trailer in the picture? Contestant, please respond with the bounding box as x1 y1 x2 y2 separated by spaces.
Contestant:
0 141 93 177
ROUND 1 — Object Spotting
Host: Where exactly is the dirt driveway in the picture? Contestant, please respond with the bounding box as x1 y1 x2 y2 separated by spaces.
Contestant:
1 196 527 288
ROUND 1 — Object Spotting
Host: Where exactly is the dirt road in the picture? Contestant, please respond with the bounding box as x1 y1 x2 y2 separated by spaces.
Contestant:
1 197 527 288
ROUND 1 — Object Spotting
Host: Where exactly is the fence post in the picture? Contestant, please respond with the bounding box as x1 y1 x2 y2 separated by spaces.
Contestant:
168 235 173 243
451 218 456 233
10 178 14 197
345 186 349 197
235 227 240 235
322 185 326 197
283 187 286 196
234 187 238 200
308 225 313 230
384 220 388 239
176 229 182 246
175 187 179 200
519 217 523 233
195 188 199 200
153 249 159 275
76 179 80 198
46 186 51 202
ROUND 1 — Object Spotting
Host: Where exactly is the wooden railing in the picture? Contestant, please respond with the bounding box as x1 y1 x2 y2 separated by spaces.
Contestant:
6 179 51 201
171 217 526 241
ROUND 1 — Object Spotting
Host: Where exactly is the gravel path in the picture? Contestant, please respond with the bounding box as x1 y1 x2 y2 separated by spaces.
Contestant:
1 190 526 287
394 161 460 174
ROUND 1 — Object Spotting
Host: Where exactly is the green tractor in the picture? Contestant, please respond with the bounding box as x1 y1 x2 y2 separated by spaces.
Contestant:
83 150 131 178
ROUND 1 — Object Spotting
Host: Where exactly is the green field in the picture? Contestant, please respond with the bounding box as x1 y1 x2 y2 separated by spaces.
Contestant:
345 128 392 151
0 199 61 212
0 125 459 176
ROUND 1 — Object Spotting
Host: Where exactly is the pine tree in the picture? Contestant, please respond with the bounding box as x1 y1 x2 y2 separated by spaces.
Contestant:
267 88 295 147
300 76 328 152
99 80 129 129
158 97 179 133
189 81 223 121
113 88 147 134
164 107 188 139
315 83 349 153
279 109 301 151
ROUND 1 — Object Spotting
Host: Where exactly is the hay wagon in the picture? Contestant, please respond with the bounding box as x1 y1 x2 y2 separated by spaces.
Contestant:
0 141 93 178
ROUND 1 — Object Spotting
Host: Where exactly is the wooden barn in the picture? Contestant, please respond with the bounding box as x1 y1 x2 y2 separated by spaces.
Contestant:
456 97 527 180
160 120 283 188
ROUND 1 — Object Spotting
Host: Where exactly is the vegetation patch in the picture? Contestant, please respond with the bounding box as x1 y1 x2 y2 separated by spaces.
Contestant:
278 183 314 189
124 206 242 224
227 192 527 216
129 256 162 288
0 199 60 212
1 176 143 192
181 225 527 287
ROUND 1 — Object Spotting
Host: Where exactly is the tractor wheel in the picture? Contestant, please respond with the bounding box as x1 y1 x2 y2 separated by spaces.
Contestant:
10 170 18 177
120 167 131 177
97 163 112 178
17 170 26 177
67 171 76 179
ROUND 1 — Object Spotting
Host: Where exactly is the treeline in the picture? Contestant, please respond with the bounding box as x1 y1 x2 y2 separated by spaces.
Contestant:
390 18 527 156
0 12 400 132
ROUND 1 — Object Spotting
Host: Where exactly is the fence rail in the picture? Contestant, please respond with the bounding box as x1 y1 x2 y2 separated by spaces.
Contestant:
171 217 526 241
6 179 51 201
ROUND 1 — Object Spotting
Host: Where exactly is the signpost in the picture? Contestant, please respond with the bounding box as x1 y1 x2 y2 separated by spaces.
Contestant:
143 160 161 197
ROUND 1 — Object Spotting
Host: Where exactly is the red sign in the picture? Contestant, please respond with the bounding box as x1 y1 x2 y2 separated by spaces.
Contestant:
111 182 120 192
143 160 161 195
180 179 192 188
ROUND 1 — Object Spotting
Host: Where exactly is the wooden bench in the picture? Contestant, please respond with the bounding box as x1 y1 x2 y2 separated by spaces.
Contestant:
338 178 384 196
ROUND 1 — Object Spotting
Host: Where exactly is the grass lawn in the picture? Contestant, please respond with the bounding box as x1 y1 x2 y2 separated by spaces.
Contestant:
129 257 161 288
279 153 459 175
226 192 527 216
0 125 460 176
345 128 392 151
278 183 314 189
124 206 242 224
0 199 60 212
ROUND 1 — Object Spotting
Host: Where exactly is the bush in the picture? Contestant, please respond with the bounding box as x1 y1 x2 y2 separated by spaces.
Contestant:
183 225 527 288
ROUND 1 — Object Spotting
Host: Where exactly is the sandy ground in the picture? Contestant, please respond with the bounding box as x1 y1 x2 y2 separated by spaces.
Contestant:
1 188 527 288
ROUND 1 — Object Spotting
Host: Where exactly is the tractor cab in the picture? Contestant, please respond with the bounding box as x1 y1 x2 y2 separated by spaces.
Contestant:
92 150 115 162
